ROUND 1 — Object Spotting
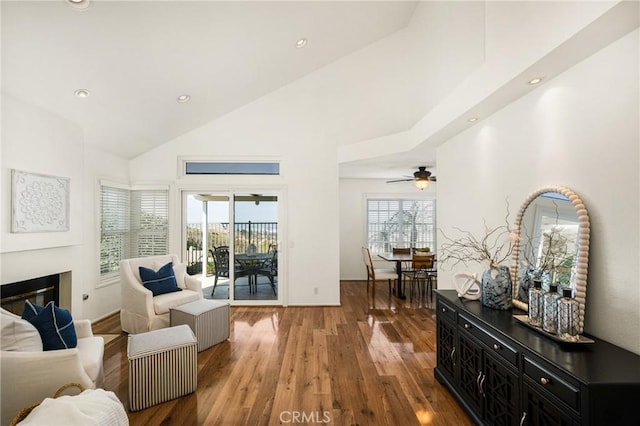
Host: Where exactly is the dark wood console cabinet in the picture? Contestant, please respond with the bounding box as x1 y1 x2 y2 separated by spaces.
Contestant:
434 290 640 426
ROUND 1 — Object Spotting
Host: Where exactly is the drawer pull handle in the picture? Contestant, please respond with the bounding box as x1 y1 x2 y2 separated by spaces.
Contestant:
479 374 486 396
450 347 456 364
540 377 550 385
476 371 483 394
442 307 447 313
464 323 471 329
520 412 527 426
493 343 501 351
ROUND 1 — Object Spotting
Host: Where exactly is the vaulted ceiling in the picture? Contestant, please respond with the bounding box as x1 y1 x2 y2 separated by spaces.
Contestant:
3 1 637 181
2 0 417 160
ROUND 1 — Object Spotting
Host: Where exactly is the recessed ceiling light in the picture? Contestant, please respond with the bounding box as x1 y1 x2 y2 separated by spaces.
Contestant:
528 77 543 85
74 89 90 98
467 117 479 123
295 38 307 48
177 94 191 103
66 0 91 10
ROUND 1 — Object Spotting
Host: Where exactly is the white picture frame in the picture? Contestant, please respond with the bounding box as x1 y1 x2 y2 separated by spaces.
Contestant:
11 169 70 233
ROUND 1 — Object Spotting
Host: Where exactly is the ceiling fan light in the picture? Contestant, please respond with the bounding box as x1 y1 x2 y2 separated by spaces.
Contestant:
66 0 91 10
415 178 430 190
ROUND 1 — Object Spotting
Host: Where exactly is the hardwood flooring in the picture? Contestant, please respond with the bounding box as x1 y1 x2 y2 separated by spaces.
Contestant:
94 281 472 425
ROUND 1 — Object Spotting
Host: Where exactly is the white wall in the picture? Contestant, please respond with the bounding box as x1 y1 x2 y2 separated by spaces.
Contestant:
0 94 129 320
1 95 83 253
436 30 639 354
129 73 342 306
1 94 86 316
339 179 436 280
80 146 130 320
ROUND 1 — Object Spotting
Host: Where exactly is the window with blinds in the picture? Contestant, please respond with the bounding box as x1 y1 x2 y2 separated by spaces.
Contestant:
100 185 169 277
100 186 130 275
367 199 436 254
131 190 169 257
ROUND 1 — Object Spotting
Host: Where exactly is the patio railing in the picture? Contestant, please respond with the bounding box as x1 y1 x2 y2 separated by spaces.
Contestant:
186 221 277 273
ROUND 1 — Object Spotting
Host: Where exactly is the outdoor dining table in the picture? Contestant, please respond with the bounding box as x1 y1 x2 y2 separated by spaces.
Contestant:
235 253 271 292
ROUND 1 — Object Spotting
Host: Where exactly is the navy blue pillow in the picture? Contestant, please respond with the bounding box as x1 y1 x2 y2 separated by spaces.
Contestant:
22 301 77 351
139 262 182 296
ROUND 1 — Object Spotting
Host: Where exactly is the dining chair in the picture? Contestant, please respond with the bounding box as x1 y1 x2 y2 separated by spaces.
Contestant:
361 247 398 308
402 254 435 306
210 246 230 295
257 248 278 295
392 247 412 294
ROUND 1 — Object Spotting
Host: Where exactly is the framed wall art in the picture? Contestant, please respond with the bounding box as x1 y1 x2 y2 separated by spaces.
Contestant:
11 169 70 233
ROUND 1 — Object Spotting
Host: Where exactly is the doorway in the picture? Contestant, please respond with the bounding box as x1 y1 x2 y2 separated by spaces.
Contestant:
183 192 279 304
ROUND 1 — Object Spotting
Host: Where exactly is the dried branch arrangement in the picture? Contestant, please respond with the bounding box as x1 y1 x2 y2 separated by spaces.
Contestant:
439 201 515 270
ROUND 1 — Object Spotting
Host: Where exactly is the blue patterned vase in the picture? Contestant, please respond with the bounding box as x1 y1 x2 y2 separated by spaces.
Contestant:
481 266 513 310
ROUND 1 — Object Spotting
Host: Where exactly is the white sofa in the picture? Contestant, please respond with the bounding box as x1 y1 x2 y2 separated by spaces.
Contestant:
120 254 203 334
0 308 104 426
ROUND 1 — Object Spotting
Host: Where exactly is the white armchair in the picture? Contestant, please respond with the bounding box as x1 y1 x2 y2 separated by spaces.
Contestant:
119 254 203 334
0 308 104 426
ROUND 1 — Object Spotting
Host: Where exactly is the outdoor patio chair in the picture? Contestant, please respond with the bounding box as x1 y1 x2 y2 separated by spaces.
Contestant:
210 246 230 295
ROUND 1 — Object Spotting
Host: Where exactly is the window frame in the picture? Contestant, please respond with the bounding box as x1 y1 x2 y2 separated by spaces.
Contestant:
98 181 169 286
365 197 436 255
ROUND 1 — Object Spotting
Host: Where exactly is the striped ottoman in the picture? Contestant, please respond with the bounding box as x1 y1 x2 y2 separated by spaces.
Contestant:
127 325 197 411
170 299 230 352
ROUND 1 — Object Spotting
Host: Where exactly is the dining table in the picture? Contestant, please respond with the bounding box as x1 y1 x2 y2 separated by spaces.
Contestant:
377 252 437 300
235 253 272 292
377 252 412 299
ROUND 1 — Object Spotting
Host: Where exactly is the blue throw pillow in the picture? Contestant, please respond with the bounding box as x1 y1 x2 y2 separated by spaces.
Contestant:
22 301 77 351
139 262 182 296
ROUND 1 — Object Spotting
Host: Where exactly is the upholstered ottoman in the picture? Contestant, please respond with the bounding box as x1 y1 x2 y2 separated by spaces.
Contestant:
127 325 197 411
170 299 230 352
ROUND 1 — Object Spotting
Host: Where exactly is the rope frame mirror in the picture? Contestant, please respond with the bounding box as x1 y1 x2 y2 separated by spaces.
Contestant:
510 186 590 334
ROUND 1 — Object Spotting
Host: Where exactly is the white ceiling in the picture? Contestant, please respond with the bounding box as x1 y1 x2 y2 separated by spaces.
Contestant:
4 1 636 183
2 0 417 160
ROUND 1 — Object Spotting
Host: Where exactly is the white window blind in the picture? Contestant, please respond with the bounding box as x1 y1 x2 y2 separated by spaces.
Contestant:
130 190 169 257
100 185 169 277
100 186 130 275
367 199 436 254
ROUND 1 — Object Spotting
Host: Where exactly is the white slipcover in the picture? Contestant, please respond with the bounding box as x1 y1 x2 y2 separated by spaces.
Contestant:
119 254 203 334
0 308 104 426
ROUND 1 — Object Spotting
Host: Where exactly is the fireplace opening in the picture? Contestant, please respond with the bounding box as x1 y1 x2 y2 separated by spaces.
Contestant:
0 274 60 316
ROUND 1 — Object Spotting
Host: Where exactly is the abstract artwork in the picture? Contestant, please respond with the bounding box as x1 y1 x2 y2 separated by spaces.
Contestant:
11 169 70 233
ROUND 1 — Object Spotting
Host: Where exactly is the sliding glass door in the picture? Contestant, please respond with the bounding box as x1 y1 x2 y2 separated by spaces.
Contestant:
183 191 279 304
233 194 278 301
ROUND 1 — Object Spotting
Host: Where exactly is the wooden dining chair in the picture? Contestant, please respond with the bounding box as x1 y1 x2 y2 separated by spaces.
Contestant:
361 247 397 308
392 247 411 295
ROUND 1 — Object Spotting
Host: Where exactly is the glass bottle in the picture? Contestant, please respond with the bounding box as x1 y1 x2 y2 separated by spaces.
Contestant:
542 283 561 334
557 288 580 341
528 279 544 327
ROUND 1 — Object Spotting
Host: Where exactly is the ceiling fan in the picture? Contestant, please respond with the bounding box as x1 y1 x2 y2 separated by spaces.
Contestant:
386 166 437 190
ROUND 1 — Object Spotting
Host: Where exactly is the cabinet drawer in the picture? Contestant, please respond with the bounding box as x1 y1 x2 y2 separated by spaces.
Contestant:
437 299 456 323
523 357 580 411
458 313 518 367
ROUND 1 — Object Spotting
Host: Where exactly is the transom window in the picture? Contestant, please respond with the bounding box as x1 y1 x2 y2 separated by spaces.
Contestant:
367 199 436 253
185 162 279 175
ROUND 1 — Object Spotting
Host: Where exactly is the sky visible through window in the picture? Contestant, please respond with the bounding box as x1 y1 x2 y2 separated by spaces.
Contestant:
187 197 277 223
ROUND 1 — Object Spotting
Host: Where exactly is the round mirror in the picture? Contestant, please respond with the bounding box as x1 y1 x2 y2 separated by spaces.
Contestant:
510 186 590 334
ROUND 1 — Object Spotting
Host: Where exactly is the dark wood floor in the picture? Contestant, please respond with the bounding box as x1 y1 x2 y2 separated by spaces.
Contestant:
93 281 472 425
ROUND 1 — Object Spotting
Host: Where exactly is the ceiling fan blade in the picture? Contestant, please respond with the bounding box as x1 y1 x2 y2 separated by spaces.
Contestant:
386 179 414 183
429 176 437 182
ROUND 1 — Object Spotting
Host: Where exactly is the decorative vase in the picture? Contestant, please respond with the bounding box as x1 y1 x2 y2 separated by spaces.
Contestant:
481 266 513 310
